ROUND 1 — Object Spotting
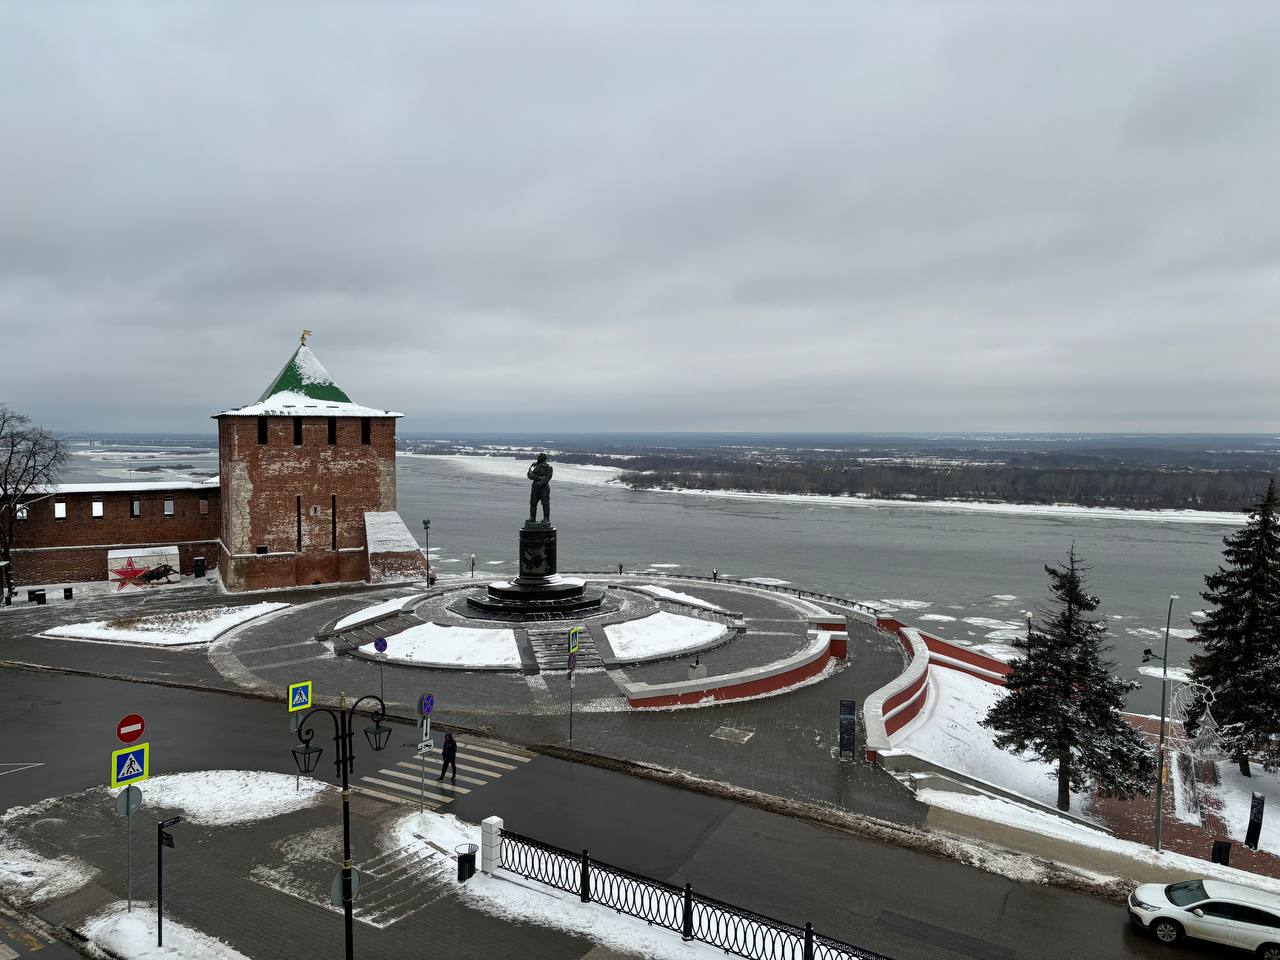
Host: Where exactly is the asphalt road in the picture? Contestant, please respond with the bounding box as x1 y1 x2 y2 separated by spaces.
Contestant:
1 668 1240 960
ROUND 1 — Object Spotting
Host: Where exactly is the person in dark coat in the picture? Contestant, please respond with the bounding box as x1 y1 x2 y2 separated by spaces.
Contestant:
437 732 458 784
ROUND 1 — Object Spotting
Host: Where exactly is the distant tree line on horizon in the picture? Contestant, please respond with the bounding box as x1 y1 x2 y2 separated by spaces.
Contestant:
616 458 1276 511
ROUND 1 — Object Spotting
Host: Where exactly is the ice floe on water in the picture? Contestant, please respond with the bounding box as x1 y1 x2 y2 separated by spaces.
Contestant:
881 598 931 609
647 563 682 568
743 577 790 585
1125 627 1196 641
918 614 958 622
962 617 1022 631
991 594 1018 602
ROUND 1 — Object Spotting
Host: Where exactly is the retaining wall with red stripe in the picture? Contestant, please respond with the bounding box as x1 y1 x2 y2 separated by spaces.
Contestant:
622 617 848 709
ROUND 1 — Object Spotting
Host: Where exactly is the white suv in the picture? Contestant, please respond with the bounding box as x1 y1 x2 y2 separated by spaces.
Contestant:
1129 878 1280 956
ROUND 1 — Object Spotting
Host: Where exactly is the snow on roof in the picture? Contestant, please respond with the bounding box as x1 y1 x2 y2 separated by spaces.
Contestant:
215 390 402 419
34 480 219 495
364 511 421 553
258 343 352 404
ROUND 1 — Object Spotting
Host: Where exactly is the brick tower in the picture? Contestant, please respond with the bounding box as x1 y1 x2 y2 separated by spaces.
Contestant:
215 335 404 591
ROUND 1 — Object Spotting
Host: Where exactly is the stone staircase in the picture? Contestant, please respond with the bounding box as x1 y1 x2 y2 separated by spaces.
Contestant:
527 626 603 671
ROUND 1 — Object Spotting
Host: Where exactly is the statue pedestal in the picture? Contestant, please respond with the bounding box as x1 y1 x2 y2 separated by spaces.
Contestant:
466 521 605 618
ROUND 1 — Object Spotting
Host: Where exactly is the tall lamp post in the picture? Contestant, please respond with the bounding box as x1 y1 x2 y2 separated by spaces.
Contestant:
291 693 392 960
1143 593 1179 852
421 519 430 554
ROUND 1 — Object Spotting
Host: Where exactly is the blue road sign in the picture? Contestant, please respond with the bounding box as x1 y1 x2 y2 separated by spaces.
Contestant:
111 743 150 788
419 692 434 717
288 680 312 713
374 637 388 654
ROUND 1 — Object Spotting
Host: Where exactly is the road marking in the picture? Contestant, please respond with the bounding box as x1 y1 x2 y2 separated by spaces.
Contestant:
394 762 488 787
361 776 453 804
0 943 18 959
374 768 472 794
0 763 44 778
463 742 534 763
454 761 505 779
354 783 439 808
456 753 516 772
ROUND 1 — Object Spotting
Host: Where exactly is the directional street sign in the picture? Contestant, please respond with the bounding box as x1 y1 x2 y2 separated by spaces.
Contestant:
374 636 388 654
160 831 175 848
288 680 313 713
115 784 143 816
111 743 150 789
116 714 146 745
160 816 182 828
419 692 434 717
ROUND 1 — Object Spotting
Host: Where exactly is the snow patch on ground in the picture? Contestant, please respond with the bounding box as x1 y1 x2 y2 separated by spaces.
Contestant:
46 603 288 646
364 511 421 553
83 903 252 960
0 839 96 907
605 611 725 661
389 810 730 960
1206 764 1280 856
894 667 1087 812
635 585 725 611
110 771 331 826
363 622 521 669
334 596 410 631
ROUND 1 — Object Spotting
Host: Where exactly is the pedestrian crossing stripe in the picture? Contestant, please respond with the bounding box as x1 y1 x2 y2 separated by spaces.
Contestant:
356 745 529 808
287 680 312 713
111 742 150 788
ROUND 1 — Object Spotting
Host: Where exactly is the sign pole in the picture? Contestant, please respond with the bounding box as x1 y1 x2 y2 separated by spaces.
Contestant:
157 820 164 946
127 805 133 913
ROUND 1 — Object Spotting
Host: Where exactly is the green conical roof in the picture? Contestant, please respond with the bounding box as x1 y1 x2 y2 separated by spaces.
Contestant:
257 344 353 404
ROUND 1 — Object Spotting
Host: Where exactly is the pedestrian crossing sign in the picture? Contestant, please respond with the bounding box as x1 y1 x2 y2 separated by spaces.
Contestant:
288 680 313 713
568 626 581 655
111 742 150 788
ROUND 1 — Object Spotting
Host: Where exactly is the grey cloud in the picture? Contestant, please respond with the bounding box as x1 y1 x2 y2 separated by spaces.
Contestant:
1 2 1278 433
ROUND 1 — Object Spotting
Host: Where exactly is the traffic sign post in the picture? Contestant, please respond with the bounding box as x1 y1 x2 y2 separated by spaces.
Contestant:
416 692 435 809
288 680 313 712
374 637 388 703
157 816 182 948
567 628 582 743
114 784 143 913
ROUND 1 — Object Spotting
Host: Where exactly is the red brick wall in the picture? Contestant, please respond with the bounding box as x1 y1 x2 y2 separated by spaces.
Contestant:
9 488 220 586
218 415 397 590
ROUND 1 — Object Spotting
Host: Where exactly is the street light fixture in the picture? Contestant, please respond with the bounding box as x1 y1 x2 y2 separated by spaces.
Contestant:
291 693 390 960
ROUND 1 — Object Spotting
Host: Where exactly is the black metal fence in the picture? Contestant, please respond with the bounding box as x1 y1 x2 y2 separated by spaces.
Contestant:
498 828 893 960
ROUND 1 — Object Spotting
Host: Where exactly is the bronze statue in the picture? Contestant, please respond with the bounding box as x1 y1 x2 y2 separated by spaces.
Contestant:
527 452 552 522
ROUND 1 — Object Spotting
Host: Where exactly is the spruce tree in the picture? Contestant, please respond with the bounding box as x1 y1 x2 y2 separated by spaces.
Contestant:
981 546 1154 811
1185 479 1280 776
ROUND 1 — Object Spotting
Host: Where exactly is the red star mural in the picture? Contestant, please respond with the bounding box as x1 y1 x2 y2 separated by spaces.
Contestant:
111 557 152 591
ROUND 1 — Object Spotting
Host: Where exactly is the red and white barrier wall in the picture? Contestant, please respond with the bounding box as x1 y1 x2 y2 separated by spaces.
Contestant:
622 617 848 709
862 616 1013 762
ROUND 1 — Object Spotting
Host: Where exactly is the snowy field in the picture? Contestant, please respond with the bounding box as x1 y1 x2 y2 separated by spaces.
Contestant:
634 584 725 611
109 771 331 826
361 622 520 669
45 603 288 646
893 666 1088 812
84 904 251 960
390 809 731 960
334 595 415 631
605 611 725 661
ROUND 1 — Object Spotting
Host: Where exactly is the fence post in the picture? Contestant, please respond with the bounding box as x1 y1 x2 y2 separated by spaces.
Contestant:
682 883 693 941
803 921 814 960
580 849 591 903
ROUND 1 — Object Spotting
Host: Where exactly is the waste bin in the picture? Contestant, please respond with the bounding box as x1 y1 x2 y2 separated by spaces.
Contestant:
456 843 478 883
31 589 46 605
1211 840 1232 865
63 587 74 600
193 556 207 578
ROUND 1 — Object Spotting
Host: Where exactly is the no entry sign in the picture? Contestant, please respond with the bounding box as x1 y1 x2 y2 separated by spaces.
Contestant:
116 714 146 745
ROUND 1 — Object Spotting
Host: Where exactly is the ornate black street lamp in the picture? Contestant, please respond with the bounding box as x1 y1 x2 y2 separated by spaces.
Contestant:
291 693 392 960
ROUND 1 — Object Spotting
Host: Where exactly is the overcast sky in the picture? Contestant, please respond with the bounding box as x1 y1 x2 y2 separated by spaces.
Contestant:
2 3 1278 434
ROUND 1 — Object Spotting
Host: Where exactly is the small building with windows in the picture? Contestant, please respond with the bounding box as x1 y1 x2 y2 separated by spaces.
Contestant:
8 337 431 593
8 481 220 586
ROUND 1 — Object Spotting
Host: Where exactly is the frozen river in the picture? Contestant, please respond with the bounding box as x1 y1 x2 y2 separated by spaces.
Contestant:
62 445 1241 712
